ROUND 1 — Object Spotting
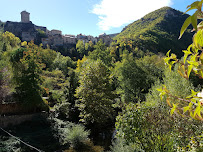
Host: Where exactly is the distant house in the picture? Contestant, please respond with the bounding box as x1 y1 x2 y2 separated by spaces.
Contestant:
87 35 97 44
53 35 63 46
98 33 113 46
63 35 76 44
51 29 62 36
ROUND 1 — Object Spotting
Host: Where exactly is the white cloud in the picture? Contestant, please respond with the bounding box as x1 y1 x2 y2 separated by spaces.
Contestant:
91 0 173 31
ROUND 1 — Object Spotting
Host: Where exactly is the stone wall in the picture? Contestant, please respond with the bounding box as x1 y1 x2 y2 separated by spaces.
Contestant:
0 103 23 115
0 112 47 128
0 103 47 115
4 21 37 41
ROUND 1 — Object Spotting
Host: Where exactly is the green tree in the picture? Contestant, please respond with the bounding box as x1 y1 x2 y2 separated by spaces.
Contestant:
2 31 20 52
115 69 203 151
0 61 10 103
10 42 44 107
40 48 57 70
76 40 85 56
0 32 21 103
88 40 112 66
85 41 94 52
42 69 68 104
114 52 150 102
136 54 164 81
75 59 116 125
51 52 76 75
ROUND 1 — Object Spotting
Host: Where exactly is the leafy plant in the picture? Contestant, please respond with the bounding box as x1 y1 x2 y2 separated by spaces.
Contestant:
75 59 116 125
65 124 90 149
109 138 135 152
160 0 203 120
51 118 90 150
10 42 45 109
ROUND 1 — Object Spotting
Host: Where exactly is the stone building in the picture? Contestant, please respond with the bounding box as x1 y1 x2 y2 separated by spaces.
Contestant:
98 33 113 46
51 30 62 36
4 11 36 42
4 10 113 48
53 35 63 46
21 11 30 23
4 21 37 42
4 11 49 43
46 30 51 36
87 35 97 44
77 34 89 44
76 33 86 39
63 35 76 44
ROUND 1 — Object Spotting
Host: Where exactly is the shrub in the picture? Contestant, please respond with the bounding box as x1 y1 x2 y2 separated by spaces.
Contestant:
0 136 21 152
109 138 135 152
115 67 203 151
54 102 71 119
51 118 90 150
116 102 176 152
65 124 90 149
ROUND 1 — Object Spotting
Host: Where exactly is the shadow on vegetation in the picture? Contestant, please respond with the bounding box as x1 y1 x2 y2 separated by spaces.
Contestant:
0 115 62 152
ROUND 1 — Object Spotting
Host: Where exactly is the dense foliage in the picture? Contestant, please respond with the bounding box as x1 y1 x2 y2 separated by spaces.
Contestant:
115 69 203 151
114 7 193 57
75 59 116 125
114 52 164 102
0 2 203 151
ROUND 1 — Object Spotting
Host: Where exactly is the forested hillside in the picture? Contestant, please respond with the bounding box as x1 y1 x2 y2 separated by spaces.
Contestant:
0 2 203 152
115 7 193 56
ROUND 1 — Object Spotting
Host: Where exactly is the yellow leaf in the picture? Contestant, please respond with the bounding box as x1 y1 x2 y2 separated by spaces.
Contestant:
166 98 172 108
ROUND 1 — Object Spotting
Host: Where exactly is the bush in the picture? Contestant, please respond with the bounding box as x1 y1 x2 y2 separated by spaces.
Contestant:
65 124 90 149
116 102 176 152
64 141 104 152
109 138 135 152
0 136 22 152
51 118 90 150
115 67 203 151
54 102 71 119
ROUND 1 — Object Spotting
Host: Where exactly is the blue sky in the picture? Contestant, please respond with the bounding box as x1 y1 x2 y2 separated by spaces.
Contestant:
0 0 195 36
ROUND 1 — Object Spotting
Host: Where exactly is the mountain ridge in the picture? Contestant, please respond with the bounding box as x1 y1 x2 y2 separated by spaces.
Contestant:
114 7 193 56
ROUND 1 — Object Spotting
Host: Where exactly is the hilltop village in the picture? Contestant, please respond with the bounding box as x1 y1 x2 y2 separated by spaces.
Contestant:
3 11 115 48
1 4 203 151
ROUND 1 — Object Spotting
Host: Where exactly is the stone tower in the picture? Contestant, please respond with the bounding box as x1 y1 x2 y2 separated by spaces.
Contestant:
21 11 30 23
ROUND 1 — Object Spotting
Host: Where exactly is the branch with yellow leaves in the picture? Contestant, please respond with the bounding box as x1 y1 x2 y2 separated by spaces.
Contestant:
158 85 203 121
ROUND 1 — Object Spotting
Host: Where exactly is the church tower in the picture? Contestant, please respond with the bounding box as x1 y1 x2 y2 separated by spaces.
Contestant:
21 11 30 23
